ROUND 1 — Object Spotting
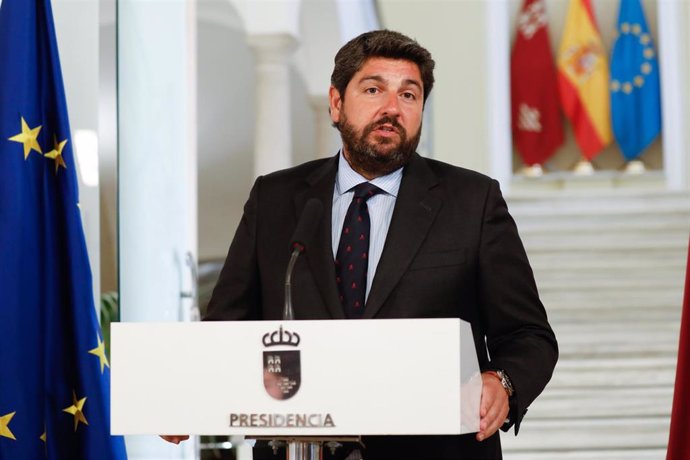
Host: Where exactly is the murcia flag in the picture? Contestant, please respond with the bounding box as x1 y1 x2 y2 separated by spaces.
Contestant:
0 0 127 458
511 0 564 166
557 0 612 160
610 0 662 161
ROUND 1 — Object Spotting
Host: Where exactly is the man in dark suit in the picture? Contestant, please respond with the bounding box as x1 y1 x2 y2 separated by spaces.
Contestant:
171 30 557 459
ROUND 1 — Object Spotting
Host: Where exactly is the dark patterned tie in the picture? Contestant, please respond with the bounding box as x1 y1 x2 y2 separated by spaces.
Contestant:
335 182 383 318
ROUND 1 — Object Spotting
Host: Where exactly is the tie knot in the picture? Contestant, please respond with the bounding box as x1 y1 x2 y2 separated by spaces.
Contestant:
352 182 382 201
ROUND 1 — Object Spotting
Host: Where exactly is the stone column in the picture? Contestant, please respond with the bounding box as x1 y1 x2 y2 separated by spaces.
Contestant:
485 0 513 192
658 0 690 191
310 94 339 158
247 33 298 177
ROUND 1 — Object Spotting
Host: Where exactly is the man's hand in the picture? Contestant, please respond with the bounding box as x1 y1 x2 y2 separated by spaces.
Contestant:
160 435 189 444
475 372 510 442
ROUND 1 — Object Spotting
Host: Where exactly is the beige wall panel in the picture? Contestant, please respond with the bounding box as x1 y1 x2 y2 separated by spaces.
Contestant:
378 0 491 173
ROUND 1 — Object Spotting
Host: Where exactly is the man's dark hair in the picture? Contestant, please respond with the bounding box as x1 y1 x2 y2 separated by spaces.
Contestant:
330 30 435 104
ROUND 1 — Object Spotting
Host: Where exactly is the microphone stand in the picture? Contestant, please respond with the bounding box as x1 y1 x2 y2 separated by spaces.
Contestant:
265 200 361 460
279 244 329 460
282 245 301 321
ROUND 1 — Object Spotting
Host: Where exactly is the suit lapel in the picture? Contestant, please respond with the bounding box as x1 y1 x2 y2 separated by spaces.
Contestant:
364 154 442 319
293 155 345 319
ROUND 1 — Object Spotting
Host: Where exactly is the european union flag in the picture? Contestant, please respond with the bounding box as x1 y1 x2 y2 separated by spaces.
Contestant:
610 0 662 161
0 0 127 458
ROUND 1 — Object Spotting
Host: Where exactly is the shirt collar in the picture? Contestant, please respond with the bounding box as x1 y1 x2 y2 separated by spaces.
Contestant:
335 150 403 198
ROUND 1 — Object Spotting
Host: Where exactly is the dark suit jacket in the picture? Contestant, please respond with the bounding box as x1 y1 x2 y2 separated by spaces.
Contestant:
206 153 558 459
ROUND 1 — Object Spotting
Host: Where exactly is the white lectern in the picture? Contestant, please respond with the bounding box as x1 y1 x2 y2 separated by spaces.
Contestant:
111 318 481 459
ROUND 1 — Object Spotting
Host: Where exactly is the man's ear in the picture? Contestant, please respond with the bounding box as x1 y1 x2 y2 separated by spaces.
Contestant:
328 86 342 124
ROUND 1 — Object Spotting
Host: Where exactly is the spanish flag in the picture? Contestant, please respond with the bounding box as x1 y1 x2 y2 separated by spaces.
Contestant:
557 0 612 160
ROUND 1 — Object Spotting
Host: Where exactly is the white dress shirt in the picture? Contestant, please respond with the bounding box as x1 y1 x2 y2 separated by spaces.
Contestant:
331 152 402 302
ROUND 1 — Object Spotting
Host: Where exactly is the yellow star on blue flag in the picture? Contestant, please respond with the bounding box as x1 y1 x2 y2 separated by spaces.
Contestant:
8 117 43 159
610 0 662 161
0 0 127 458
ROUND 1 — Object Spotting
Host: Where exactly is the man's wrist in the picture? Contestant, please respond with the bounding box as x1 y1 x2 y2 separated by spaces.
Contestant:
486 369 514 397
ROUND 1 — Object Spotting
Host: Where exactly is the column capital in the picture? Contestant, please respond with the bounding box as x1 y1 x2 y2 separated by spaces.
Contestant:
246 33 299 65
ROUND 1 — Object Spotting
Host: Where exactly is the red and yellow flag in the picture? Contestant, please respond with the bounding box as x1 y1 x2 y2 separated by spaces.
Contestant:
557 0 612 160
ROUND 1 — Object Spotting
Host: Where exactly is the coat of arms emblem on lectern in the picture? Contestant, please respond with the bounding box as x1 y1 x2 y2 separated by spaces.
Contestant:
262 325 301 400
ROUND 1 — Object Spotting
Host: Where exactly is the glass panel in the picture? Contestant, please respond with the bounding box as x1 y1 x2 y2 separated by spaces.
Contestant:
117 0 198 458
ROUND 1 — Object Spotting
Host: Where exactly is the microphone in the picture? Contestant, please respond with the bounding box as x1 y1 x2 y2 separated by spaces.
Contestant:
284 199 323 320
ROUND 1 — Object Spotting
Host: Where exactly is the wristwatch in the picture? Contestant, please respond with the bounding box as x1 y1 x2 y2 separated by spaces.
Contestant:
490 369 514 397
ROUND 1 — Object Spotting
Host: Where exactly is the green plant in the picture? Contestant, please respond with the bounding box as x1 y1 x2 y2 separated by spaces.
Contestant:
100 291 119 358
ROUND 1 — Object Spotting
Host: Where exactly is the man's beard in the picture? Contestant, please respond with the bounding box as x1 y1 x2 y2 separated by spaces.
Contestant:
336 112 421 178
